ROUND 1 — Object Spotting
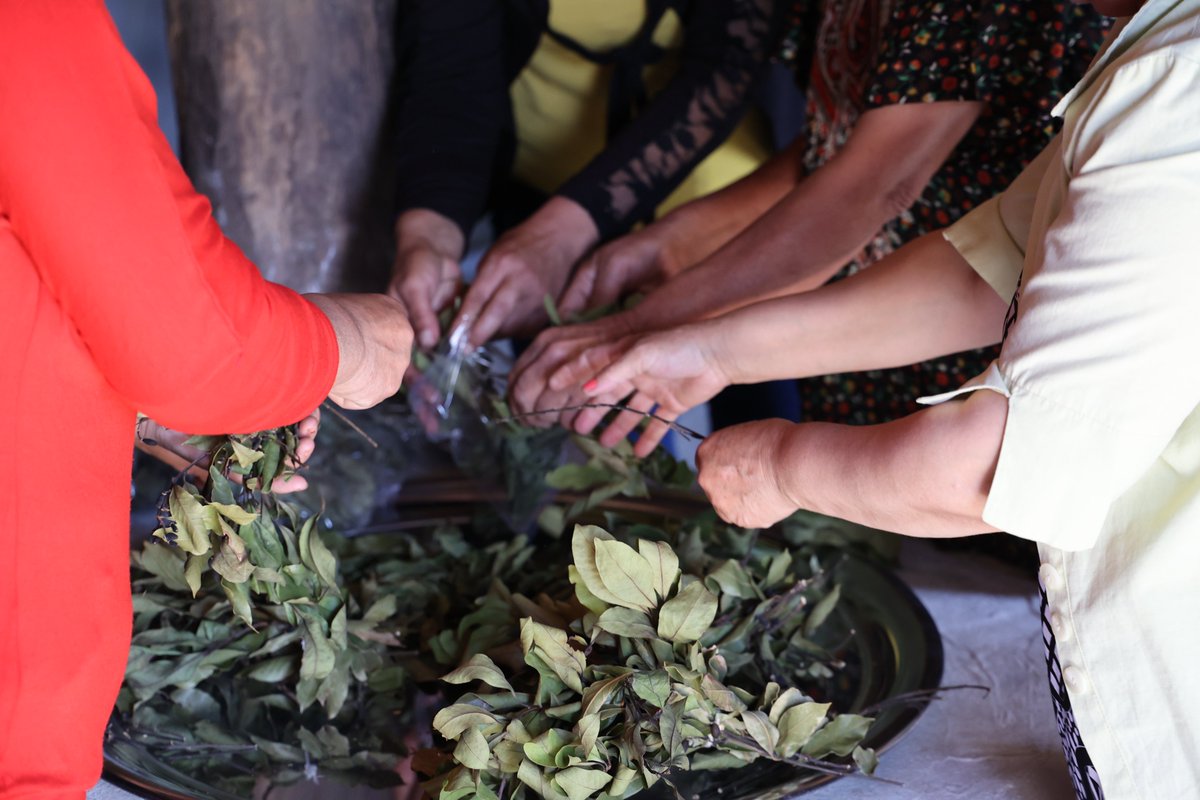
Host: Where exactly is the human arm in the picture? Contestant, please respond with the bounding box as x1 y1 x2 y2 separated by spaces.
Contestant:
695 392 1007 534
558 231 1008 453
0 2 409 432
558 135 808 316
390 0 507 347
454 0 781 346
616 99 984 329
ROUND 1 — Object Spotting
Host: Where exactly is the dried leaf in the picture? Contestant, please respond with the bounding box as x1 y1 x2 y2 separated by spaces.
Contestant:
801 714 873 758
442 654 515 693
777 702 830 758
453 726 492 770
592 539 657 611
657 580 718 644
433 704 501 741
742 710 779 755
630 670 671 708
596 607 657 640
554 766 612 800
637 539 679 601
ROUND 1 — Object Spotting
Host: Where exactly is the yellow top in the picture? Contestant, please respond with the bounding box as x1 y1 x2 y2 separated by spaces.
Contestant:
510 0 770 219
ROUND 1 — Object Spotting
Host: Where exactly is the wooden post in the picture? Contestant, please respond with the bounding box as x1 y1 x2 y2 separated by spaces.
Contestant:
167 0 399 292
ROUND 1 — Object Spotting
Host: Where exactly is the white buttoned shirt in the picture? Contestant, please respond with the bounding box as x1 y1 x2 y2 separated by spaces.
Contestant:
920 2 1200 797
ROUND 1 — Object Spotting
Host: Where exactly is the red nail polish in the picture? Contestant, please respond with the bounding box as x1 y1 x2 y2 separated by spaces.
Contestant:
583 379 598 392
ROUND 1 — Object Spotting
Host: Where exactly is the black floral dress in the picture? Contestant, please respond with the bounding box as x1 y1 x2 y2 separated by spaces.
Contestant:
779 0 1108 424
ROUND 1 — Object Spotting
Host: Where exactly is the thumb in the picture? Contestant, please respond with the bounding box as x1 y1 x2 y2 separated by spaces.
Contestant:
575 342 645 398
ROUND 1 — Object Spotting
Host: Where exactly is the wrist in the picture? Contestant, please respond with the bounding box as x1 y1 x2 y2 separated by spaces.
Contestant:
303 293 363 391
396 209 465 261
541 196 601 262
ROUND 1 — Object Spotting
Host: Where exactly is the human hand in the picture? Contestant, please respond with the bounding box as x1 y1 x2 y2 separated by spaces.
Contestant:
454 196 599 347
388 209 464 350
135 410 322 493
550 322 732 455
696 419 801 528
507 311 643 428
557 222 684 317
305 293 413 409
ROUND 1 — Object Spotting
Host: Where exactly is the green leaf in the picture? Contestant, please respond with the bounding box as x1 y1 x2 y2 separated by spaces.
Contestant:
576 713 601 756
245 655 296 683
523 727 573 768
742 710 779 755
453 725 492 770
442 653 515 693
211 528 255 584
777 702 830 758
706 560 758 600
804 583 841 636
596 607 657 640
221 579 253 627
134 542 190 592
518 758 569 800
183 553 207 597
362 594 398 624
852 745 879 775
520 619 585 694
569 565 610 617
230 440 264 469
658 700 686 758
546 464 612 491
571 526 624 607
543 293 563 326
801 714 873 758
657 580 718 644
592 539 657 611
433 704 500 741
298 612 335 682
765 549 794 587
167 486 215 556
298 516 339 590
637 539 679 601
209 502 257 526
700 674 745 713
581 674 629 717
630 670 671 708
554 766 612 800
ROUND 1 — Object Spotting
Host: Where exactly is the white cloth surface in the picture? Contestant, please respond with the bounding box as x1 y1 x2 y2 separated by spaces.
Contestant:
90 540 1074 800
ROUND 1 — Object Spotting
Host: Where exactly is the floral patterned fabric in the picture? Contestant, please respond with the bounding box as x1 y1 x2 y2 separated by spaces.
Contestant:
782 1 1108 424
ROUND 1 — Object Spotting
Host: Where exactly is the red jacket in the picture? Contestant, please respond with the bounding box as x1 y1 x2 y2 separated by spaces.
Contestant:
0 2 338 795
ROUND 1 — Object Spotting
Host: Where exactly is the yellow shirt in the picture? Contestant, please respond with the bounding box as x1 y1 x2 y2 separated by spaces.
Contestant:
510 0 770 218
925 2 1200 796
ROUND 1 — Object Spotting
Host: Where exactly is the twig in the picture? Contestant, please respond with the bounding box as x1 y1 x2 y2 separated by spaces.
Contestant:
492 403 707 442
321 400 380 448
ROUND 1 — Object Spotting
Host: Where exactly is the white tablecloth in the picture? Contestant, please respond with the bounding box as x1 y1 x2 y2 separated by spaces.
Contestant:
90 539 1073 800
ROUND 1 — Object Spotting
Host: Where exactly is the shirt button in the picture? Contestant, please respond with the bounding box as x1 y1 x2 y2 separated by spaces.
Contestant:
1038 563 1064 593
1063 666 1090 695
1050 612 1072 643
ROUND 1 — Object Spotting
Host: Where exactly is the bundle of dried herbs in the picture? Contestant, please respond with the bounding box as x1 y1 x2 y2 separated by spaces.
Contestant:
419 526 875 800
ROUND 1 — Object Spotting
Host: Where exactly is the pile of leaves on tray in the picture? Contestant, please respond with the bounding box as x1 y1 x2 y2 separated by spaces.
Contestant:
112 413 885 798
418 526 876 800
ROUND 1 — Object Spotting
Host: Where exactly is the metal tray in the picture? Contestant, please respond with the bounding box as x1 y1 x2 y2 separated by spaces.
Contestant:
106 482 942 800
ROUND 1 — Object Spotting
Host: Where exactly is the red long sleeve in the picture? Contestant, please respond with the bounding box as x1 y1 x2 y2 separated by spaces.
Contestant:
0 0 338 433
0 3 338 796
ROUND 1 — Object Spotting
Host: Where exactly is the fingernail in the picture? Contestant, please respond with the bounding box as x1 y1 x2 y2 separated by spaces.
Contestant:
583 379 599 393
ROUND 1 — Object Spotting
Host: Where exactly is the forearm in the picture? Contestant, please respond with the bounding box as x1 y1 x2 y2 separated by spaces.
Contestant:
651 136 807 270
632 101 983 327
706 232 1007 385
775 391 1006 537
